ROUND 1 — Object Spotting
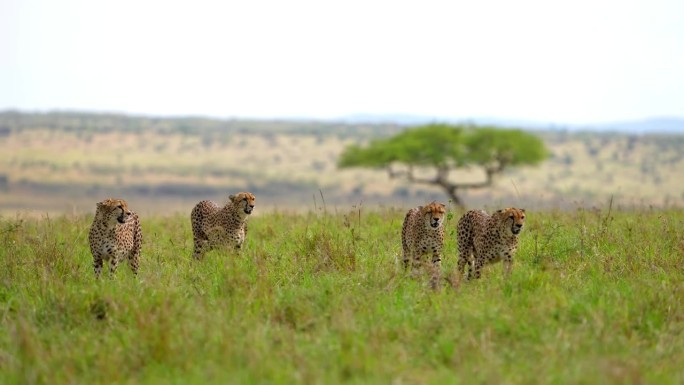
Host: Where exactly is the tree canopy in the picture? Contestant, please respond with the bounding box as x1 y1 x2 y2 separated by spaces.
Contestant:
338 123 548 207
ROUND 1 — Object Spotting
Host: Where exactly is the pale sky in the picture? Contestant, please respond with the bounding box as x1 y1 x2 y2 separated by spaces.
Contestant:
1 0 683 125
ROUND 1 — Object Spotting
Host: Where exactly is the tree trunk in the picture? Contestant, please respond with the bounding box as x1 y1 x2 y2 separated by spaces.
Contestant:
440 183 464 208
446 190 464 208
388 164 498 209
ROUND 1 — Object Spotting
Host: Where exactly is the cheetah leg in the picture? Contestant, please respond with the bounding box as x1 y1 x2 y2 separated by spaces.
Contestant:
410 249 423 278
193 239 209 260
109 254 120 275
402 245 410 270
429 253 442 290
503 255 512 278
193 247 204 260
457 243 473 283
192 247 202 260
93 253 104 278
191 222 209 259
469 259 483 280
128 252 139 275
457 254 469 283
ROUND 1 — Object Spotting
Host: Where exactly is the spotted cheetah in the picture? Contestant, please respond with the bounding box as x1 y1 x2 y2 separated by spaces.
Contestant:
88 198 142 278
401 201 447 289
456 207 525 281
190 192 255 260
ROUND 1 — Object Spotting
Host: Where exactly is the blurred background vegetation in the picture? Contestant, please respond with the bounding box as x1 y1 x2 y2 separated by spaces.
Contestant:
1 110 683 215
338 123 548 207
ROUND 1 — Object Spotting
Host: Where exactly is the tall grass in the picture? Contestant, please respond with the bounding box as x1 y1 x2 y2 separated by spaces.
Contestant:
1 206 683 384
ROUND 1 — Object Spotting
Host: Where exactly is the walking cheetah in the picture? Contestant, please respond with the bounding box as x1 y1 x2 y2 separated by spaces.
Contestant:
401 201 446 289
190 192 255 259
456 207 525 281
88 198 142 278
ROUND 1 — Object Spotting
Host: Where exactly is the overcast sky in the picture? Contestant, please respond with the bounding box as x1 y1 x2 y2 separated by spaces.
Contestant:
1 0 683 125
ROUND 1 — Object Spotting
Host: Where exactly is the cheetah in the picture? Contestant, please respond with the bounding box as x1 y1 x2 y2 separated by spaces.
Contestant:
88 198 142 278
401 201 447 289
190 192 255 259
456 207 526 281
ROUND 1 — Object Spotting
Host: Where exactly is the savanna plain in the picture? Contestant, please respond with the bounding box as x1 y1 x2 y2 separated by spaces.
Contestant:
1 205 683 384
1 112 684 384
2 112 684 213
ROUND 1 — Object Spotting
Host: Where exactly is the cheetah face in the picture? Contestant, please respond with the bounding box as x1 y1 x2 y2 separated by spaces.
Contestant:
96 198 132 225
230 192 256 215
423 201 446 229
498 207 526 235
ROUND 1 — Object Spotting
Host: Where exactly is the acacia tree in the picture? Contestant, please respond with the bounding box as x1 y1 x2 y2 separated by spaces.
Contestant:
337 123 548 207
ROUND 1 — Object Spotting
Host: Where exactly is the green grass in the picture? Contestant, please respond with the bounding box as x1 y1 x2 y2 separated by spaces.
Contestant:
1 207 683 384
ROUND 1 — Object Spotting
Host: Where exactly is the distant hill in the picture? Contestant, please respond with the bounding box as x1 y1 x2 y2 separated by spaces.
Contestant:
2 110 683 135
583 117 684 134
337 114 684 134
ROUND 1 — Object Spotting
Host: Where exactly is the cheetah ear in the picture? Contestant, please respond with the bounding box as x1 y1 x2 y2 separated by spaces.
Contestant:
521 208 526 213
496 209 503 213
229 194 236 202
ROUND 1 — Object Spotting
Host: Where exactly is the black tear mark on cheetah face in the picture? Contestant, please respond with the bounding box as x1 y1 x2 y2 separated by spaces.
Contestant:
497 207 526 235
230 192 256 215
97 198 132 225
424 202 446 229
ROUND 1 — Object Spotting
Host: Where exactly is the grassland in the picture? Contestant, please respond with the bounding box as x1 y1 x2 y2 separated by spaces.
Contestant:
1 205 683 384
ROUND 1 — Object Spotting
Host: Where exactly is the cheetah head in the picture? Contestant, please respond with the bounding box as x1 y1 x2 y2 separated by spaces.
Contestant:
96 198 132 225
230 192 256 215
496 207 526 235
422 201 446 229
